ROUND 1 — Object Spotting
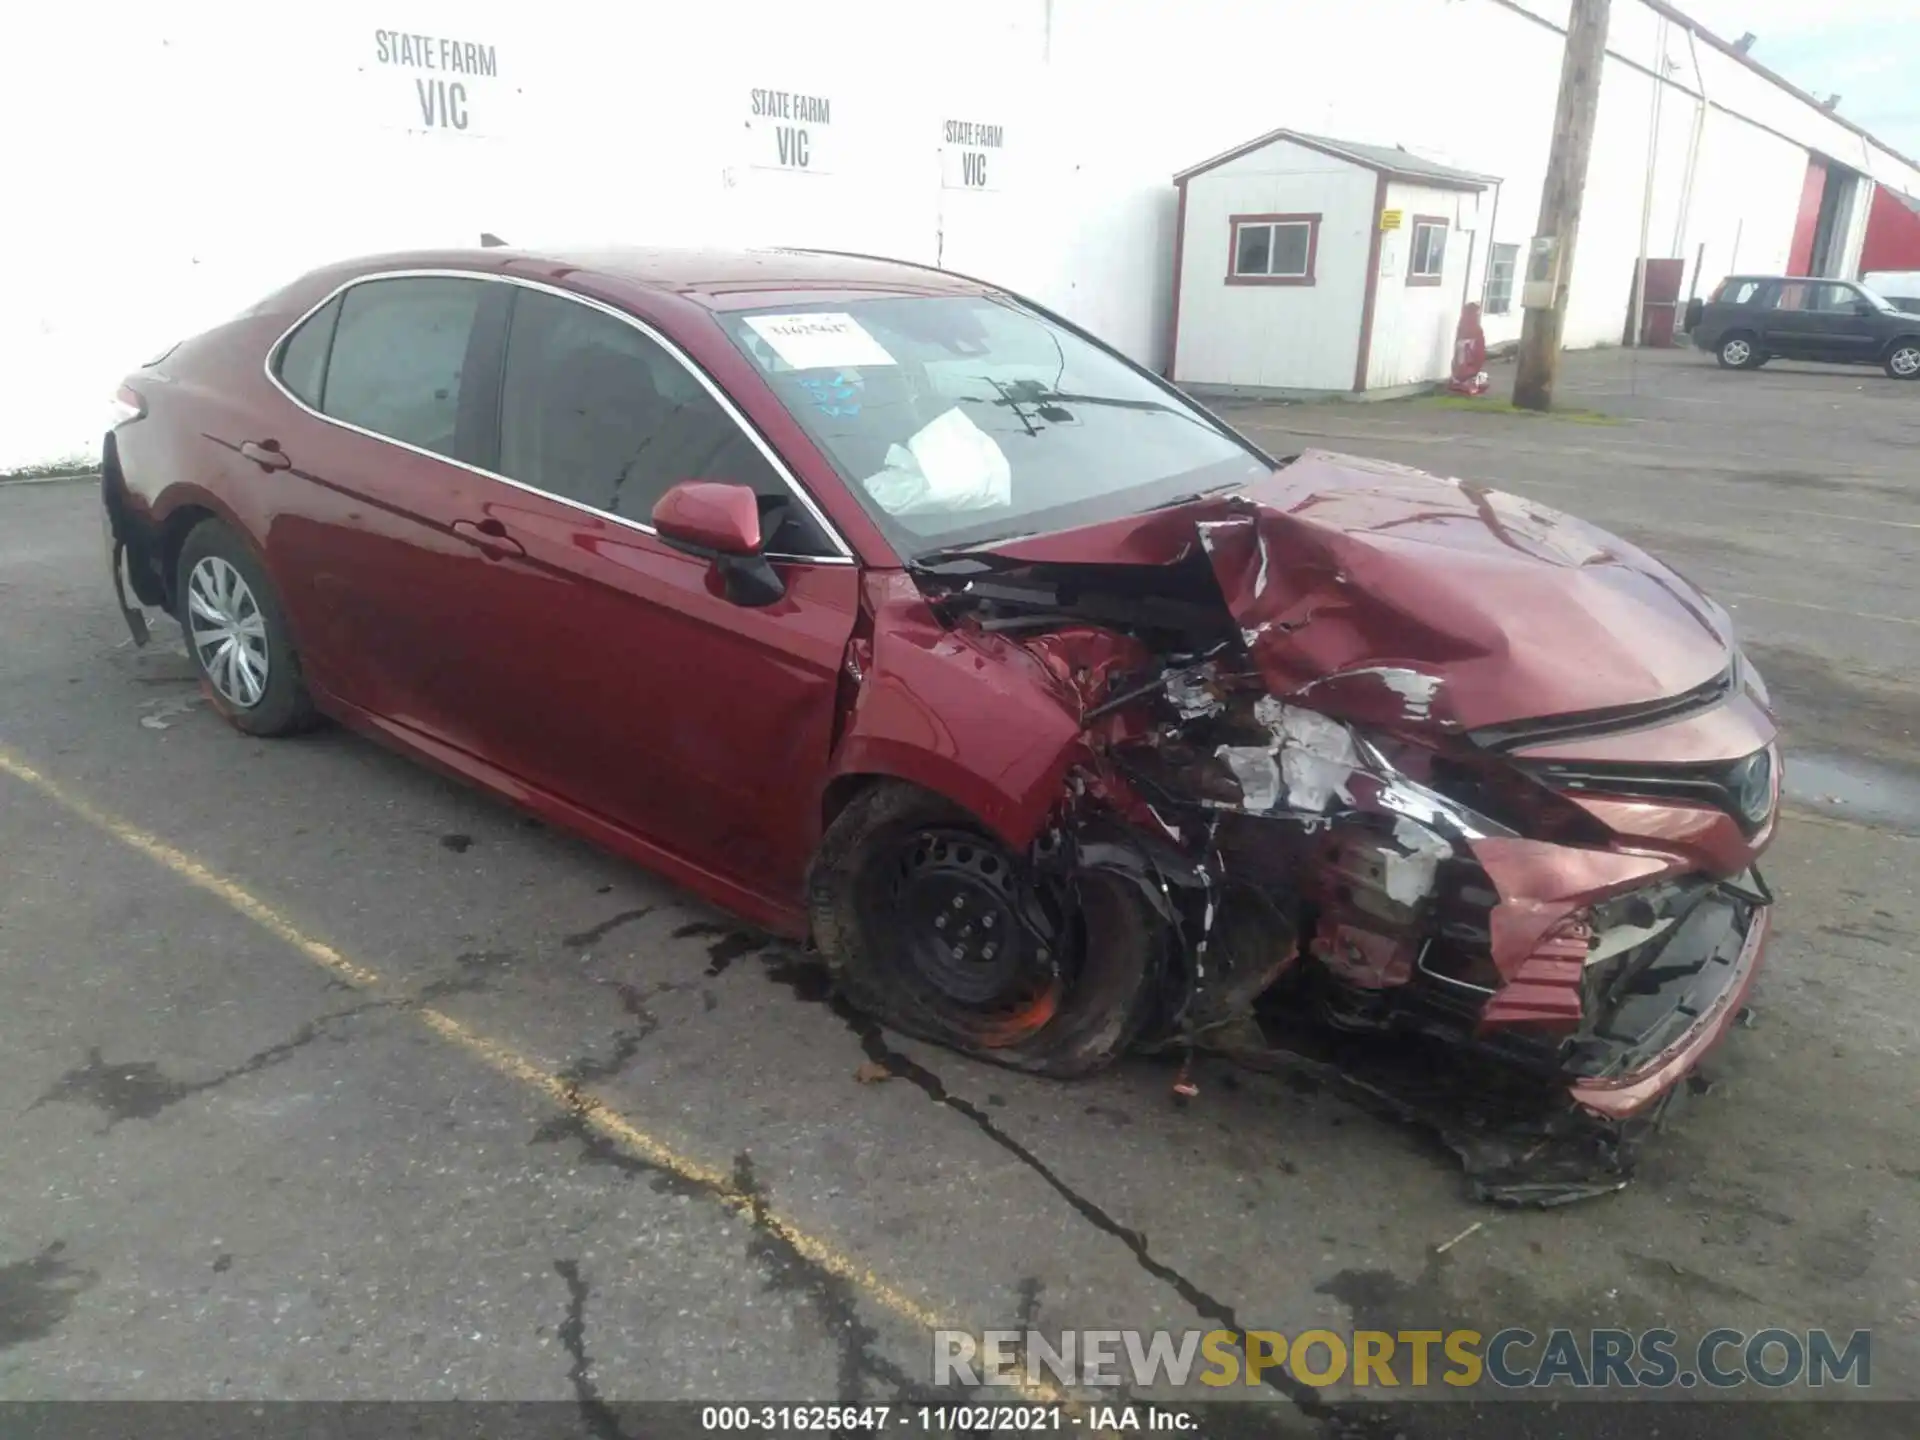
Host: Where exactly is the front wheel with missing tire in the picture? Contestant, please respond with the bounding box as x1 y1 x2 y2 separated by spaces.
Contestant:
175 518 319 737
808 782 1161 1077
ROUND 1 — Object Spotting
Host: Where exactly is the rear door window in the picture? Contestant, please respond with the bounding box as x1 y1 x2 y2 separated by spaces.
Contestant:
321 278 488 459
494 288 833 557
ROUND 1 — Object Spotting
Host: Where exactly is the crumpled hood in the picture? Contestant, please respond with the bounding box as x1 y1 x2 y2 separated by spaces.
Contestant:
984 449 1734 733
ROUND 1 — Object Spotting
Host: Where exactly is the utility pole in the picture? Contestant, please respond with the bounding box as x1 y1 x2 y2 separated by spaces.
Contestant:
1514 0 1612 411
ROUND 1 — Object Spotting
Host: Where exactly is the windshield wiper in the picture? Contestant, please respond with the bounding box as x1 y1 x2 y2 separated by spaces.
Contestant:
1141 480 1246 510
989 378 1189 418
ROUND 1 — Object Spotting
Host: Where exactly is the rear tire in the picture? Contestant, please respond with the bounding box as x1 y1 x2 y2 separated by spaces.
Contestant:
1716 332 1764 370
808 782 1160 1077
175 518 319 737
1885 340 1920 380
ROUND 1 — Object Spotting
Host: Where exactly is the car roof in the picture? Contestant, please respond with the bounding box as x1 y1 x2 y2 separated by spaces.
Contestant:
320 244 998 312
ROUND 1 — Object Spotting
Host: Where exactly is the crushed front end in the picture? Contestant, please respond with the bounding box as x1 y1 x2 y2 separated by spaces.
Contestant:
910 451 1780 1185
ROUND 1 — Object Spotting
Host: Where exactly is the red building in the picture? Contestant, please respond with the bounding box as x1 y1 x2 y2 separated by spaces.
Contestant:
1860 185 1920 274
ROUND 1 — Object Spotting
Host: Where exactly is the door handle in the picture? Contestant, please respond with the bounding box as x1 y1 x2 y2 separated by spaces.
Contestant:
239 439 292 472
451 517 525 560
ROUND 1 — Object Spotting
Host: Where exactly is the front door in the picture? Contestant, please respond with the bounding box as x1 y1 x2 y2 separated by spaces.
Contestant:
419 283 861 905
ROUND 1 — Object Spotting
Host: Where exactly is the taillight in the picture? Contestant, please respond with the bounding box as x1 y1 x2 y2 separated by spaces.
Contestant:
109 385 145 427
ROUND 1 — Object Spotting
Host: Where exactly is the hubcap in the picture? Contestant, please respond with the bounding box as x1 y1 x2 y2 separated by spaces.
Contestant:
187 556 270 708
892 830 1055 1009
1893 347 1920 377
1723 339 1750 365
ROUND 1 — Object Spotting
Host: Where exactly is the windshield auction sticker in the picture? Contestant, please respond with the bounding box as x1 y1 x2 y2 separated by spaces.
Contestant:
743 313 896 371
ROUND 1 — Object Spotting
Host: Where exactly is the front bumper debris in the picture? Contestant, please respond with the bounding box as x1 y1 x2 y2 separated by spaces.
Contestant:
1567 879 1769 1121
1206 883 1768 1207
101 471 154 647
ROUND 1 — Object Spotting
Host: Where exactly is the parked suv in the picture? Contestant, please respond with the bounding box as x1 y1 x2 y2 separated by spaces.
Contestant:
1685 275 1920 379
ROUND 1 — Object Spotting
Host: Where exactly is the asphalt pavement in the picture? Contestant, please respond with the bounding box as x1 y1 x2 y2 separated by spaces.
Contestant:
2 347 1917 1436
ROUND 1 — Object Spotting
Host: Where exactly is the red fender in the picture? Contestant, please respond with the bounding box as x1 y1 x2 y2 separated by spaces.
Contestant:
824 572 1091 848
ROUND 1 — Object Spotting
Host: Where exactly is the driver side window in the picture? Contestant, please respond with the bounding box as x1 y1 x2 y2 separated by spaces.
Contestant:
495 290 835 557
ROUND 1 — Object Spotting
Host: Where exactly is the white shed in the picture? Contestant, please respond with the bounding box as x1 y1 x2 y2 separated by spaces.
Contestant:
1169 130 1499 398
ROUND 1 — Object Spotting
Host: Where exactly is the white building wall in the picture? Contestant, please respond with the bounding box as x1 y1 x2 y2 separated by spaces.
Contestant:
1667 109 1808 300
6 0 1920 468
1173 141 1374 392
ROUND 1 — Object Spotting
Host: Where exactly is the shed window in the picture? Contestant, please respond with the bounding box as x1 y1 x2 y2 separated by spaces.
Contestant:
1227 214 1319 284
1408 217 1448 284
1485 243 1519 314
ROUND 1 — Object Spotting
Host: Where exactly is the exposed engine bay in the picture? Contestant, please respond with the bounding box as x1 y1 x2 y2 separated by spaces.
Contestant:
870 456 1780 1205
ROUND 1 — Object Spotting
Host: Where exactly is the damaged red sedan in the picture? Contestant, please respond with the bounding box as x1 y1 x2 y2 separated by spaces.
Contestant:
103 247 1777 1134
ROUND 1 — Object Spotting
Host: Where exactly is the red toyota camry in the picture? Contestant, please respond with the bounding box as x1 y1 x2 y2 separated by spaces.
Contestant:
101 246 1778 1126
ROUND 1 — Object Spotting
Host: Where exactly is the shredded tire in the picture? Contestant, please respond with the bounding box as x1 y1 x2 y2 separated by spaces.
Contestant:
808 781 1161 1077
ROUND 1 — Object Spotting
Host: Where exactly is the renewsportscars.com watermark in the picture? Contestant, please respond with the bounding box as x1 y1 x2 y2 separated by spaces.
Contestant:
934 1327 1872 1391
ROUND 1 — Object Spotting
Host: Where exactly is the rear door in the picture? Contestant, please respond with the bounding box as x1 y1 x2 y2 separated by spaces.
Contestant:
263 274 516 748
415 284 862 903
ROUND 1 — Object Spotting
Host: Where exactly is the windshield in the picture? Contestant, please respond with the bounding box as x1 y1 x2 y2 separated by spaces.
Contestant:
718 295 1271 557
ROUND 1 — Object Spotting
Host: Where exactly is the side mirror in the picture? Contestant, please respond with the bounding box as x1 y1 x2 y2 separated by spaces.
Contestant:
1855 299 1876 317
651 481 785 607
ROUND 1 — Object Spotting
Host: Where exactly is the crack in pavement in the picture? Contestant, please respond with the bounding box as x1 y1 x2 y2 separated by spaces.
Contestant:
563 907 657 950
30 1001 390 1126
554 1259 627 1440
532 1102 946 1403
756 948 1394 1431
837 1006 1336 1419
732 1151 930 1401
559 981 663 1088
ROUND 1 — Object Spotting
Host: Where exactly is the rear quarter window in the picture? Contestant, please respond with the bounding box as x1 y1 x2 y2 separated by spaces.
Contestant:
272 296 342 408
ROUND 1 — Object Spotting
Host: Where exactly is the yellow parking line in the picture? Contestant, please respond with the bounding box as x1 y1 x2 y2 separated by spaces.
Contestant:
0 741 1020 1377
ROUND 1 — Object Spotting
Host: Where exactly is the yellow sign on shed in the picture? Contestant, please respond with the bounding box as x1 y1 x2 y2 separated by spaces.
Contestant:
1380 209 1404 231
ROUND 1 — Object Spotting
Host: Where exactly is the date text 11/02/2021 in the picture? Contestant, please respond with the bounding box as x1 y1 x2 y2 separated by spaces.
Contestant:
699 1407 1180 1432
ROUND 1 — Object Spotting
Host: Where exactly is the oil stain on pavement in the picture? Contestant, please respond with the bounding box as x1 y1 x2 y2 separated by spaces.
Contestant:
0 1241 94 1350
32 1002 385 1124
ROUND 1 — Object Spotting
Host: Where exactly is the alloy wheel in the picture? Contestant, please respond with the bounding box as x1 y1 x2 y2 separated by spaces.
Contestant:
187 555 271 708
1721 338 1751 366
1891 345 1920 378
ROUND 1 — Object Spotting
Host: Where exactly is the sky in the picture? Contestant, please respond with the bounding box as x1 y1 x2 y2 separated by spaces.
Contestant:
1675 0 1920 161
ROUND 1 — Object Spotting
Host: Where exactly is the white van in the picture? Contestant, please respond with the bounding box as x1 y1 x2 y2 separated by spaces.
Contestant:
1863 272 1920 314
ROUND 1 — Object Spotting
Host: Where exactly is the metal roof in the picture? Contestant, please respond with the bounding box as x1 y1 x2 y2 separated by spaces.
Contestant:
1635 0 1920 176
1174 129 1499 190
